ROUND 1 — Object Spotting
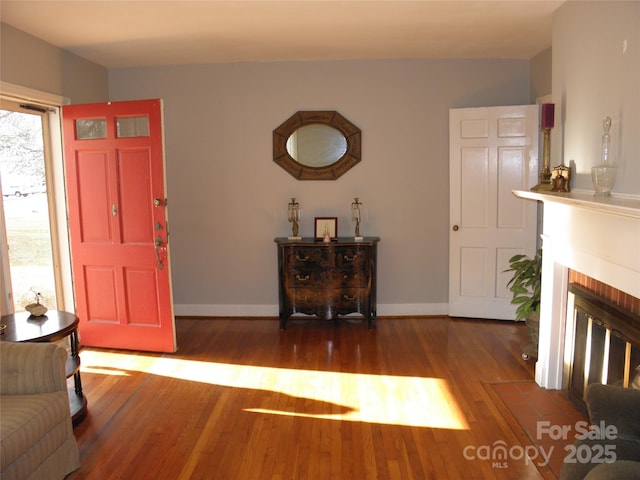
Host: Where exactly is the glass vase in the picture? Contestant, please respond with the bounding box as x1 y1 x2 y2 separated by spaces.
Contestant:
591 165 618 197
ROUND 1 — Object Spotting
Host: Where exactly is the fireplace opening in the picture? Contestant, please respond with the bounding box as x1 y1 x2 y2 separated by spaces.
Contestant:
564 284 640 413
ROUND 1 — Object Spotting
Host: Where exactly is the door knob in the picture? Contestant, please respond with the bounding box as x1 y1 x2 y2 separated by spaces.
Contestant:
154 236 164 269
452 225 459 231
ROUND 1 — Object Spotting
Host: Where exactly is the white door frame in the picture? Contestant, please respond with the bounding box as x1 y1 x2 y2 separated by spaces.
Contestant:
0 82 74 313
0 195 12 315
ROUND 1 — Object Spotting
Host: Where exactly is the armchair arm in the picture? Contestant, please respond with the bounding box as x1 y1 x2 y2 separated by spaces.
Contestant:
586 383 640 441
0 342 67 395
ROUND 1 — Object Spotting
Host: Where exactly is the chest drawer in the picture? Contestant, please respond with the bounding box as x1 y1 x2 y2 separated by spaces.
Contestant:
284 247 329 288
335 247 370 287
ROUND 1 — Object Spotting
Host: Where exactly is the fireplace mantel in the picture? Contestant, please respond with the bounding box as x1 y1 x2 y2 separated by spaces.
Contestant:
514 190 640 220
513 190 640 389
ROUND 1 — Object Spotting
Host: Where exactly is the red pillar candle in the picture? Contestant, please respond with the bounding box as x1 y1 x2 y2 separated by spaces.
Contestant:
541 103 555 129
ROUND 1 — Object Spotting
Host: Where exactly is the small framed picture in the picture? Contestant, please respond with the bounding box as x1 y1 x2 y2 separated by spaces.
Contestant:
314 217 338 240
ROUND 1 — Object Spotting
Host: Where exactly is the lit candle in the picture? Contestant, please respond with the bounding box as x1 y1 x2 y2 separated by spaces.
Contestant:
541 103 555 129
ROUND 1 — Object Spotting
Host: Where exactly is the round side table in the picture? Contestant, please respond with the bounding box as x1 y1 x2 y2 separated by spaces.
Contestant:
1 310 88 425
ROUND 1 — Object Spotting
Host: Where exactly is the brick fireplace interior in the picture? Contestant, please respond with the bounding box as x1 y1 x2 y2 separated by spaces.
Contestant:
570 270 640 316
564 270 640 413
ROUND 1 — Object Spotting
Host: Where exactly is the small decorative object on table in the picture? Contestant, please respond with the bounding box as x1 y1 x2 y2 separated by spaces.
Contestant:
287 197 302 240
531 103 554 191
24 290 47 317
322 225 331 243
551 163 571 192
591 116 618 197
351 197 364 241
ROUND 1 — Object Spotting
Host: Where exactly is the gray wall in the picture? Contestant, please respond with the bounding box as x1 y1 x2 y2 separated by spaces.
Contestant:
529 48 552 102
0 23 108 103
108 59 531 315
7 2 635 317
552 1 639 194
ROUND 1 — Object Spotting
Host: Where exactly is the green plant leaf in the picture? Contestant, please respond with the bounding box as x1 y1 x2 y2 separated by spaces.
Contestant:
505 249 542 321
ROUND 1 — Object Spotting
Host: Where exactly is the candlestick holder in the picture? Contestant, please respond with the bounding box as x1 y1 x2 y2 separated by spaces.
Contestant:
532 103 554 191
287 198 301 240
351 197 363 241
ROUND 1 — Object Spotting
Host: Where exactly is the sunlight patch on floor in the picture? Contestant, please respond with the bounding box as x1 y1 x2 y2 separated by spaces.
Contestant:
81 366 130 376
81 349 469 430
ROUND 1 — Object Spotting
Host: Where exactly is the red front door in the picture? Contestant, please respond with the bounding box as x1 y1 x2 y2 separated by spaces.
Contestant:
62 99 176 352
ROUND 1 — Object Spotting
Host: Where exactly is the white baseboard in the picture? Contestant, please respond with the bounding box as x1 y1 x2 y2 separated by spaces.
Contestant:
174 303 449 318
378 303 449 316
173 304 277 317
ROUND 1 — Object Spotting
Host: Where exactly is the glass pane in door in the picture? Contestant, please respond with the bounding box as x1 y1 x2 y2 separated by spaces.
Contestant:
116 116 149 137
76 118 106 139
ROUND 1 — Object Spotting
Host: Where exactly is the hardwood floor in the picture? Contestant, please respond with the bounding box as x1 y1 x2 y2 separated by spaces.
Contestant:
67 317 551 479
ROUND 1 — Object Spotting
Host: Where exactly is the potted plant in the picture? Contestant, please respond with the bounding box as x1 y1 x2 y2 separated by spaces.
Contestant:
505 249 542 358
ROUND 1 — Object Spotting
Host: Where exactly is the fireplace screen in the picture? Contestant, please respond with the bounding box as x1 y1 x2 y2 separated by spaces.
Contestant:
564 284 640 412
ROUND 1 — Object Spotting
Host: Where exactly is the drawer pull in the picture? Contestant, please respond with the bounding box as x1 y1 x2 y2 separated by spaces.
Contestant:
296 274 310 281
296 254 309 262
343 254 357 262
344 295 357 301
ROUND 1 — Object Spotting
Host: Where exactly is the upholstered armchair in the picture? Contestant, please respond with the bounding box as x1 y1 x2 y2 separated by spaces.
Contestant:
560 383 640 480
1 342 80 480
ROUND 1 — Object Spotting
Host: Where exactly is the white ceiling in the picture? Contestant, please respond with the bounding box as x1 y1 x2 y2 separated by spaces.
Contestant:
1 1 564 68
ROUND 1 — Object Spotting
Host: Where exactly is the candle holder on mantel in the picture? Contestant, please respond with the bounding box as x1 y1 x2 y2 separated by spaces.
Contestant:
351 197 363 241
287 197 302 240
531 103 555 191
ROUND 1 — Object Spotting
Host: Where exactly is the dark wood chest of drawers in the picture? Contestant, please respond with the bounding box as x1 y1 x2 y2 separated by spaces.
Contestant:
275 237 379 329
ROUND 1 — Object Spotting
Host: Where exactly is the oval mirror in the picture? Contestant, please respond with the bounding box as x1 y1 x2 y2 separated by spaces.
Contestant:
286 124 347 167
273 111 361 180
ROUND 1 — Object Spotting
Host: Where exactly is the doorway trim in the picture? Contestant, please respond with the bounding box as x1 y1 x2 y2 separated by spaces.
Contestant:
0 82 74 313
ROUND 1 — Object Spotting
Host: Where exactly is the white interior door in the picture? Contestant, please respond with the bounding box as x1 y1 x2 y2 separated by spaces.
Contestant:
449 105 538 320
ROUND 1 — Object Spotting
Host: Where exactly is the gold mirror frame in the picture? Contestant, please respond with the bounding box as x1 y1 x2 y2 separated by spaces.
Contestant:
273 111 361 180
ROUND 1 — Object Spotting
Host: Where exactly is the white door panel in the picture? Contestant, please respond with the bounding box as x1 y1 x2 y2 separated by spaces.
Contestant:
459 247 488 297
449 105 538 320
498 148 528 228
461 147 490 227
